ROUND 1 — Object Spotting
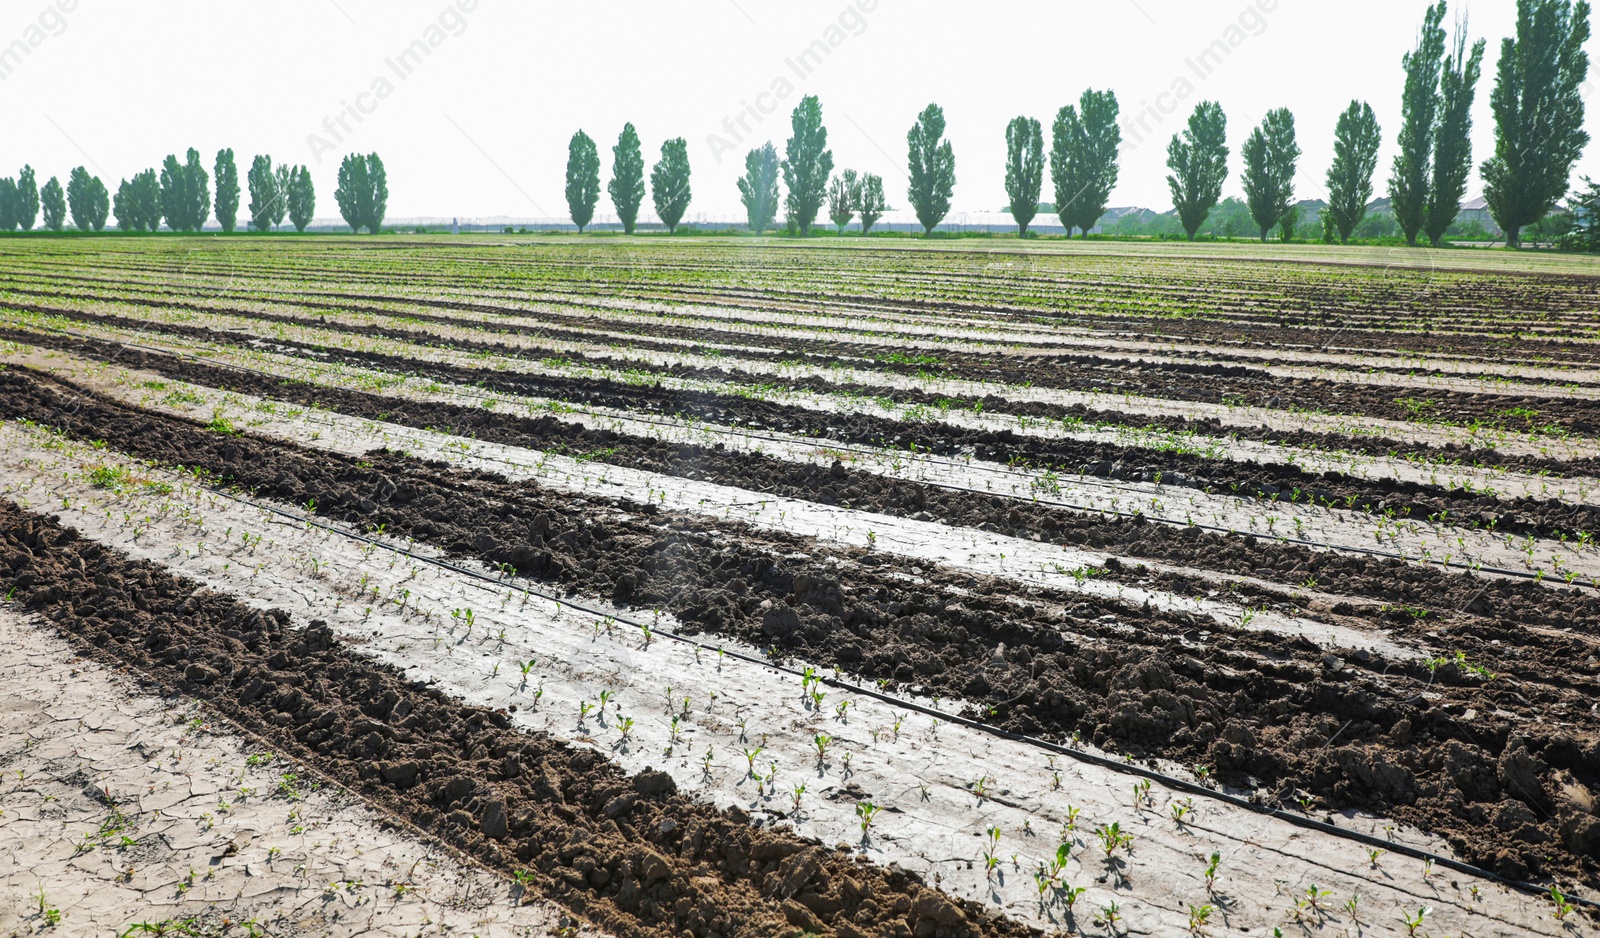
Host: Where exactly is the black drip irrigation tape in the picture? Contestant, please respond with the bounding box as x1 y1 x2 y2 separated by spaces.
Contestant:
30 324 1598 594
166 472 1594 913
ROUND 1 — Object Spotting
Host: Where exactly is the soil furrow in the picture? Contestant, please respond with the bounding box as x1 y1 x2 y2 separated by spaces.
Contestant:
4 362 1598 892
0 498 1037 938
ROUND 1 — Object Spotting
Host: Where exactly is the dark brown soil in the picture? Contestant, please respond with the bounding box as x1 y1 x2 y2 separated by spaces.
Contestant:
9 320 1600 543
0 499 1038 938
12 298 1600 483
5 363 1598 893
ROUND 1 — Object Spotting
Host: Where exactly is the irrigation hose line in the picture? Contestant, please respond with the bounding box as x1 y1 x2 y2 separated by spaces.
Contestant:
39 324 1598 594
152 472 1594 913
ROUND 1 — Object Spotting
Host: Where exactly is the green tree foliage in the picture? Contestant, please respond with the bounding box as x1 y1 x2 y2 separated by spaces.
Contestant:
67 167 109 232
16 165 38 231
0 178 18 230
113 179 139 231
1426 24 1487 246
1482 0 1592 247
274 165 292 228
131 170 161 231
1166 101 1229 240
906 103 956 234
40 177 66 231
1004 116 1044 237
650 137 692 234
335 153 387 233
737 142 781 234
856 174 888 234
214 148 241 233
288 166 316 233
367 154 387 233
1565 176 1600 251
1050 90 1122 237
1390 2 1449 246
1279 204 1300 241
608 123 646 235
1324 101 1383 243
248 155 281 232
828 169 860 232
159 148 211 232
782 96 834 236
1241 108 1301 240
565 130 601 232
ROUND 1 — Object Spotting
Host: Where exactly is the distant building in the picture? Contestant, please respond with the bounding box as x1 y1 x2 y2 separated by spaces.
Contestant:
1459 196 1501 235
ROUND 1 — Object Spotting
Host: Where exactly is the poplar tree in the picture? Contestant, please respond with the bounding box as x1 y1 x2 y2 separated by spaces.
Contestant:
1390 2 1449 246
782 95 833 235
1050 90 1122 237
608 123 646 235
215 148 241 233
1324 101 1383 243
906 103 955 234
1004 116 1044 237
1166 101 1230 240
650 138 691 234
1481 0 1592 247
565 130 601 232
737 142 780 234
1241 108 1301 241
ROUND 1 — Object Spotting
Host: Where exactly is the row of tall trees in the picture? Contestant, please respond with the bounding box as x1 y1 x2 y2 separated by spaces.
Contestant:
1144 0 1582 246
564 98 946 235
565 125 690 233
556 0 1584 247
0 149 385 234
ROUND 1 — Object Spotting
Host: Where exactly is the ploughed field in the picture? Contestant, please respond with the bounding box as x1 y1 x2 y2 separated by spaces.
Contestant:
1 236 1598 937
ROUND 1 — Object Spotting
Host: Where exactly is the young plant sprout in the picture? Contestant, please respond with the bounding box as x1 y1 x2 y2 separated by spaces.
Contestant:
856 800 881 836
1061 884 1086 911
812 734 832 763
1095 822 1132 857
1550 884 1574 920
981 825 1002 875
1094 901 1122 929
1400 906 1429 937
742 747 764 776
791 784 806 812
1187 903 1214 934
1203 851 1221 890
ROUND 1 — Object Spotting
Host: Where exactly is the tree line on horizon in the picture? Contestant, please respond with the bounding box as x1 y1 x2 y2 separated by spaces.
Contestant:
0 150 389 235
563 0 1590 249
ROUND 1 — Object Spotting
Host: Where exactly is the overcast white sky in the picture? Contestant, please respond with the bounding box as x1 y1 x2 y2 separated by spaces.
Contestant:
2 1 1596 221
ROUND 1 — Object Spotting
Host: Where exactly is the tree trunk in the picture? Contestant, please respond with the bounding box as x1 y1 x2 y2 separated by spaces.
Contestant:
1504 226 1521 249
1429 233 1443 248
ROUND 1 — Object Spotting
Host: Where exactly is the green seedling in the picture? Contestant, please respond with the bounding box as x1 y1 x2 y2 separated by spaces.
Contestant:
1095 822 1132 857
1187 903 1213 934
791 784 806 812
856 800 881 835
742 747 764 776
1400 906 1429 937
813 734 832 762
1550 884 1574 920
1094 901 1122 929
1203 851 1221 890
